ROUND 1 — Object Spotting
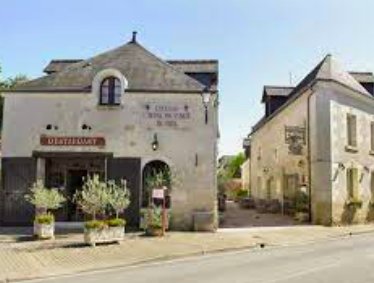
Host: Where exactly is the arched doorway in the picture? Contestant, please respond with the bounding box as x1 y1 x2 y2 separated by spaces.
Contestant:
142 160 171 209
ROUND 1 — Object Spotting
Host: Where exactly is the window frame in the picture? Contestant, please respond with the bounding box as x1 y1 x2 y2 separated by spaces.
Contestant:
370 121 374 152
99 76 122 106
346 167 359 199
346 113 357 148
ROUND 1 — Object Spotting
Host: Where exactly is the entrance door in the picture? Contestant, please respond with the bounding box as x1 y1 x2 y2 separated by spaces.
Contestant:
283 174 298 215
66 170 87 221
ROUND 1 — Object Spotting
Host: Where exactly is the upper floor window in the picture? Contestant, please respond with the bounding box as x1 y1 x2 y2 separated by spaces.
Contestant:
346 113 357 148
100 77 121 105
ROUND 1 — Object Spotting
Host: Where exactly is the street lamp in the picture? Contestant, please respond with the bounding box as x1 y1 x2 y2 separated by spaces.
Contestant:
201 88 211 124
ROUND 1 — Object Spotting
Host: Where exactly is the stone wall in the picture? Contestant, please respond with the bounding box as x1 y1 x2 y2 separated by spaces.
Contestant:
250 90 310 212
2 90 219 230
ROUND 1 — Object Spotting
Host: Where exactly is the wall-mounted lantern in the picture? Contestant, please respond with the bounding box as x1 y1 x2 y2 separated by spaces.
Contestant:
360 166 370 183
152 133 159 151
201 88 211 124
332 162 346 181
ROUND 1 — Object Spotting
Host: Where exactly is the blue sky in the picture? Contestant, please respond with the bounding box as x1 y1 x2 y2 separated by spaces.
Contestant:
1 0 374 156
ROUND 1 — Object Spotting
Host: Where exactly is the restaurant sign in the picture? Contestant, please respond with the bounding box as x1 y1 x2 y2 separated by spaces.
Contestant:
40 136 105 147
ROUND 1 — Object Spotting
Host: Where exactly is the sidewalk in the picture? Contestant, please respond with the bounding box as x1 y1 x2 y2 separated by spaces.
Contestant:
1 225 374 282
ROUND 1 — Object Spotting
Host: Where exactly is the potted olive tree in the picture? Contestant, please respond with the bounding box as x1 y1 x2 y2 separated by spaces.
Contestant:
107 179 130 237
74 175 130 247
143 169 172 236
294 189 309 223
25 180 66 239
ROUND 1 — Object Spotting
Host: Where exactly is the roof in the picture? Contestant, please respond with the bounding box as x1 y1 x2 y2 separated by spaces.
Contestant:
43 59 83 74
349 72 374 83
252 55 372 133
167 60 218 74
11 40 209 93
261 86 294 103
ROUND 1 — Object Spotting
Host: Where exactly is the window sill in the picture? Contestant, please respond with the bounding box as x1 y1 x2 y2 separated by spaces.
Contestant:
97 104 123 110
345 145 358 153
370 150 374 156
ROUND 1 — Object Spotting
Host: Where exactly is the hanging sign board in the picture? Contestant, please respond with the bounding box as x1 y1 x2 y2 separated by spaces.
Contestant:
40 136 106 147
152 189 165 199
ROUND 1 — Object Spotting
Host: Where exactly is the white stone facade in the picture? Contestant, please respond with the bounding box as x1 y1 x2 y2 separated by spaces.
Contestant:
248 55 374 225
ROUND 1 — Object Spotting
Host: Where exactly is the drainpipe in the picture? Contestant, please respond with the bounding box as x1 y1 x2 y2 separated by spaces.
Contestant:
307 84 317 223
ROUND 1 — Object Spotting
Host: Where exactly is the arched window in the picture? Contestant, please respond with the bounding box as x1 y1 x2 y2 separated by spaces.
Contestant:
100 76 122 105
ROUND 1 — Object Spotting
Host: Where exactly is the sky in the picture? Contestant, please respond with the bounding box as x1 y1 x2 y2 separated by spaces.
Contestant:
1 0 374 156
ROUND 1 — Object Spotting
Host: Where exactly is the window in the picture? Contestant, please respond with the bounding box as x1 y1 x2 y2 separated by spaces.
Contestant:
371 122 374 152
346 168 359 199
371 171 374 201
346 114 357 147
100 77 121 105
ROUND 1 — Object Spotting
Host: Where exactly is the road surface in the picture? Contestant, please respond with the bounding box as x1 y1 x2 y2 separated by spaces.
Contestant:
29 233 374 283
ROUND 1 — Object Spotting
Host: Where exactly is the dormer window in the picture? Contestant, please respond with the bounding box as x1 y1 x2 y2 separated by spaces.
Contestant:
100 76 121 105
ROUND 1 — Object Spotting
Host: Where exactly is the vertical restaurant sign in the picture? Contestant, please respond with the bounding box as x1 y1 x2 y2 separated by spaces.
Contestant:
145 103 191 127
40 136 105 147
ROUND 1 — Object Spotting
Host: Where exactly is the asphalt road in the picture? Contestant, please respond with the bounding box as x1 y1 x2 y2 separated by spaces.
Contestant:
30 233 374 283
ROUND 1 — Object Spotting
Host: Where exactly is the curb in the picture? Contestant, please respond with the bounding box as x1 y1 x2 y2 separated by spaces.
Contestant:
3 228 374 282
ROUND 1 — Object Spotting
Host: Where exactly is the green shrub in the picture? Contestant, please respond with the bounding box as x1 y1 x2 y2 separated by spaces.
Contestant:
35 213 54 225
236 189 248 200
84 220 106 230
295 190 309 213
106 218 126 227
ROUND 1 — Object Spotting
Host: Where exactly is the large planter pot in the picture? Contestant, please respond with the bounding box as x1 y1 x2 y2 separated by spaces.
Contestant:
84 226 125 247
146 226 164 237
34 222 55 239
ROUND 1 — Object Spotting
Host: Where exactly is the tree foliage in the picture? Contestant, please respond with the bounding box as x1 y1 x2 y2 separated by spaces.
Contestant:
219 152 246 180
74 174 131 220
107 179 131 218
25 180 66 211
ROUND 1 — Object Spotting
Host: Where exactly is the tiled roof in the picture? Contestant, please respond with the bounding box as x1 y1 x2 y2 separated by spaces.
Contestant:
262 86 294 102
349 72 374 83
167 60 218 73
252 55 372 133
43 59 83 74
12 41 209 93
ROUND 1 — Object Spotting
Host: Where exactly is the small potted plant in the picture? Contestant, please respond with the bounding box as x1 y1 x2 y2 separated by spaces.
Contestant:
142 169 174 236
25 180 66 239
145 206 163 236
75 175 130 247
294 189 309 223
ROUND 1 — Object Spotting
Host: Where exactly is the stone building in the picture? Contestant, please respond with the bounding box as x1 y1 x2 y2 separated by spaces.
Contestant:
245 55 374 225
1 33 219 230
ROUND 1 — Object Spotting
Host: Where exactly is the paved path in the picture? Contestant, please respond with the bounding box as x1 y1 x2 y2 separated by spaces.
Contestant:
29 233 374 283
1 225 374 282
220 201 295 228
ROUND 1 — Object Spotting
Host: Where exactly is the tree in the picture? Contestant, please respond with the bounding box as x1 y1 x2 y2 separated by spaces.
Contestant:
25 180 66 212
107 179 130 219
74 175 110 220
